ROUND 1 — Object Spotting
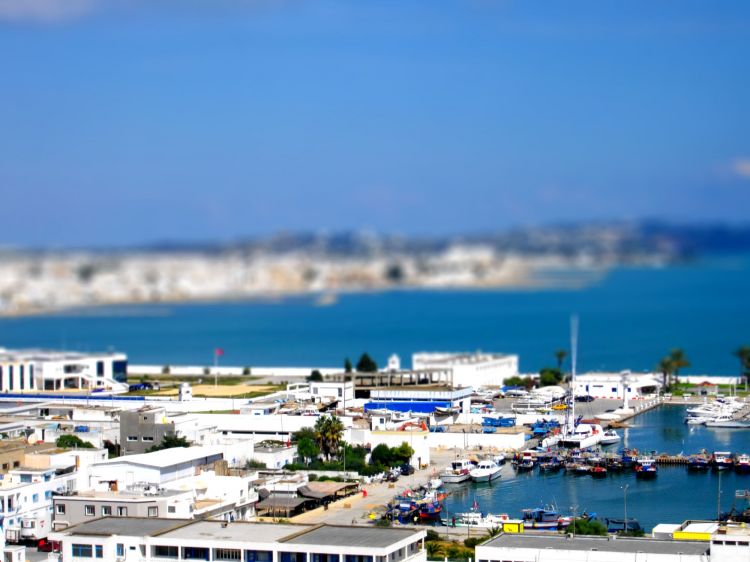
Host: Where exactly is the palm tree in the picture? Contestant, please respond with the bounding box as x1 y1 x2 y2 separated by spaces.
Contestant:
657 357 674 391
734 346 750 390
669 349 690 384
555 350 568 371
314 415 345 461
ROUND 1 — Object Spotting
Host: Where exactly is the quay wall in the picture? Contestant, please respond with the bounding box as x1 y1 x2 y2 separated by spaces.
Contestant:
428 430 527 451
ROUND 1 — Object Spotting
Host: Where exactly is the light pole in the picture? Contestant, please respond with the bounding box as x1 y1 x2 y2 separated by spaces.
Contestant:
571 504 578 537
622 484 629 533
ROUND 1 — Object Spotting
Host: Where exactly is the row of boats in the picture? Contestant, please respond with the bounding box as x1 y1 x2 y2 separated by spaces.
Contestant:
686 450 750 472
684 397 750 428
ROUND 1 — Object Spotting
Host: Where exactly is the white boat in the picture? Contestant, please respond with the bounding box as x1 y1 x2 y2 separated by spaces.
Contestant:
559 423 605 449
599 429 621 445
440 459 475 484
429 477 443 489
686 416 709 425
705 417 750 428
470 460 502 483
446 511 513 528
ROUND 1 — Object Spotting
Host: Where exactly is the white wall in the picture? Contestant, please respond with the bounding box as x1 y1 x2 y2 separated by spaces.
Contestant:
350 429 431 468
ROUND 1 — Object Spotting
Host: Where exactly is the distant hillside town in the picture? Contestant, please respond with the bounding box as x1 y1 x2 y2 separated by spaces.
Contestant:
0 221 747 316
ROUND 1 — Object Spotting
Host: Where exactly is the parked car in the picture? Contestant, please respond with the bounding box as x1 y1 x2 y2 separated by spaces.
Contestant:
575 395 595 402
400 463 415 476
38 539 61 553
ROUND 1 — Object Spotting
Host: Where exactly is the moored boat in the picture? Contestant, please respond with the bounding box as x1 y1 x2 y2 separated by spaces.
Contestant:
599 429 621 446
713 451 734 470
470 459 502 483
521 506 573 530
735 454 750 474
440 459 475 484
688 453 711 471
635 458 658 479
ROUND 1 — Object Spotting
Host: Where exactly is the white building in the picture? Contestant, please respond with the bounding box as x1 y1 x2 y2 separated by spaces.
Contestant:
476 532 710 562
411 351 518 388
0 446 107 543
88 446 224 490
0 348 128 393
49 518 426 562
574 371 662 400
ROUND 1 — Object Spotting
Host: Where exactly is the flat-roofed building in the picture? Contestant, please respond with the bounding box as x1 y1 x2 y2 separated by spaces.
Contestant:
0 347 128 393
49 518 427 562
476 532 710 562
412 352 519 389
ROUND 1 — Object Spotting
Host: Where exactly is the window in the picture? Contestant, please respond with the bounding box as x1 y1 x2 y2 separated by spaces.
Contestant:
12 461 19 468
154 545 179 558
72 544 93 558
215 549 242 561
280 554 307 562
142 436 154 442
97 361 105 376
312 555 339 562
117 506 127 517
246 551 273 562
148 506 158 517
20 474 31 483
183 547 210 560
168 506 176 514
56 504 66 515
116 544 124 557
1 463 7 470
19 365 24 390
95 545 103 558
32 494 39 503
85 505 95 516
127 436 138 442
101 506 111 516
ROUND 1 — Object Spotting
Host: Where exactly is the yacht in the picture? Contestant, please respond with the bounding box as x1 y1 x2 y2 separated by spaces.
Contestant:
599 429 621 446
705 416 750 428
470 459 502 483
440 459 475 484
558 423 605 449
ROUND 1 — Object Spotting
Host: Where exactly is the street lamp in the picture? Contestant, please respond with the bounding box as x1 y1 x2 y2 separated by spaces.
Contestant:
622 484 629 534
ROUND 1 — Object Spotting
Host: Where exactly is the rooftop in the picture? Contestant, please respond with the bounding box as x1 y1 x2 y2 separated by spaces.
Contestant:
413 352 512 365
96 446 223 469
283 525 423 549
0 348 125 362
56 517 190 538
480 533 710 556
159 520 304 543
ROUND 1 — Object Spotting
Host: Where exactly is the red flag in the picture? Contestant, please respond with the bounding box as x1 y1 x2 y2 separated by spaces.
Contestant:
214 348 224 357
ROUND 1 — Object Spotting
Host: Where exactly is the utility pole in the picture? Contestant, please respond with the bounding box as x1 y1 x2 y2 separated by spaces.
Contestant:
717 469 723 521
623 484 629 533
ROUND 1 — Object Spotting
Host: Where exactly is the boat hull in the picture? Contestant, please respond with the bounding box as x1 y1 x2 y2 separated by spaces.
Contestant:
471 469 502 483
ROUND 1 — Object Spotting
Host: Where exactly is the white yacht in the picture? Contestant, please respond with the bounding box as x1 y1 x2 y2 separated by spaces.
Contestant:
440 459 475 484
470 460 502 483
599 429 621 445
559 423 605 449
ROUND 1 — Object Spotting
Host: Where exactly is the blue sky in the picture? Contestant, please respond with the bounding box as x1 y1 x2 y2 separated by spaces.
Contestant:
1 0 749 246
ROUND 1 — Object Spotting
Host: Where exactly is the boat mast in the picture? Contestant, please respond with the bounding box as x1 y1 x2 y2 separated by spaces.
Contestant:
569 315 579 435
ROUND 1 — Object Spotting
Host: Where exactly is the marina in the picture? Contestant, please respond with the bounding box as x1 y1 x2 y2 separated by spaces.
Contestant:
436 404 750 531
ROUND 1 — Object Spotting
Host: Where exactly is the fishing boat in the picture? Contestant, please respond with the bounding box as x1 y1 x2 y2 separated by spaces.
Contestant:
429 477 443 489
713 451 734 470
444 501 513 528
735 454 750 474
620 448 639 468
599 429 621 446
419 500 443 521
390 501 420 524
635 458 658 479
521 507 573 530
440 459 475 484
688 453 711 471
589 458 608 478
538 456 562 472
470 459 502 483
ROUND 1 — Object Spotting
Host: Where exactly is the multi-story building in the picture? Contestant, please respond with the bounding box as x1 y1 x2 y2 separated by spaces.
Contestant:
119 407 217 456
53 470 259 530
0 348 128 393
0 446 107 543
49 518 427 562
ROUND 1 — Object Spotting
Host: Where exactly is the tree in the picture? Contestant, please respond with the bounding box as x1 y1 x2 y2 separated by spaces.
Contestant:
554 349 567 371
313 415 345 461
370 444 393 467
344 358 353 373
539 368 563 387
146 433 190 453
570 518 607 536
669 348 690 383
657 357 674 391
307 370 323 382
56 435 94 449
356 353 378 373
734 346 750 390
297 437 320 466
292 427 317 444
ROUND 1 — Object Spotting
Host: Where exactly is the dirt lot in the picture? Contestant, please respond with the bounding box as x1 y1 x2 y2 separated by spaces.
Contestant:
154 384 279 397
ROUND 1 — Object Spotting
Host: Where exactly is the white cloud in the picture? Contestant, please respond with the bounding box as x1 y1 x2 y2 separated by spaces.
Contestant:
732 158 750 180
0 0 98 24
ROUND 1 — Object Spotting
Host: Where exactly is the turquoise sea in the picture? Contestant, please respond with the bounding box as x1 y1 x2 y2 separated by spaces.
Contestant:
0 255 748 374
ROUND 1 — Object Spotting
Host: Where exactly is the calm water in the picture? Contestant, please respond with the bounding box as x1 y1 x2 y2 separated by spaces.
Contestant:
0 255 749 374
443 405 750 530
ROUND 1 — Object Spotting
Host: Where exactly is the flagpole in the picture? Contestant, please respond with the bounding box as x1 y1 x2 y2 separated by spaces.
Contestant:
214 350 218 388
